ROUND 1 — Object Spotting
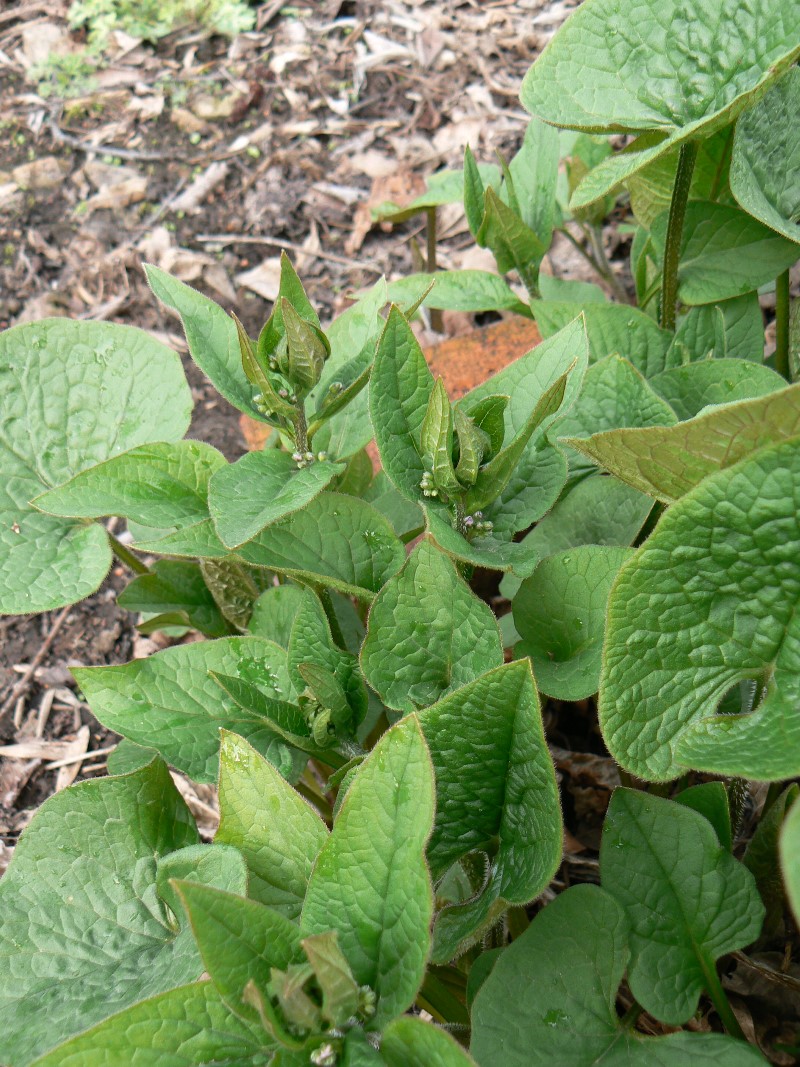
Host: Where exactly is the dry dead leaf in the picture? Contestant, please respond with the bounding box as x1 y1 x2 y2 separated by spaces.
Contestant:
170 107 209 135
237 257 282 301
82 175 148 215
12 156 70 191
53 725 91 792
171 162 229 215
347 168 426 254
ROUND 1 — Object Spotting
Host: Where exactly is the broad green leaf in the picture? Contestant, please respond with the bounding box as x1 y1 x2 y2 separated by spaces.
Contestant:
381 1017 477 1067
209 450 344 548
418 662 561 962
532 301 673 378
370 307 433 501
477 187 546 291
483 443 568 538
780 795 800 926
386 272 532 317
106 739 159 775
200 557 269 629
676 782 732 852
282 298 328 393
35 440 223 528
514 546 633 701
649 201 799 305
74 636 299 783
215 732 328 917
471 883 765 1067
375 163 501 222
175 881 303 1026
626 128 735 229
499 476 652 600
360 540 503 713
425 510 540 578
31 982 271 1067
0 757 206 1066
302 716 435 1029
257 251 320 361
744 784 799 934
0 318 190 614
238 493 405 601
601 437 800 781
131 517 228 559
146 264 262 419
118 559 231 637
362 472 424 538
155 843 248 923
342 1030 384 1066
649 358 785 420
538 275 607 303
520 0 800 209
248 584 306 647
601 789 764 1024
730 67 800 245
670 293 764 363
509 117 560 248
568 382 800 503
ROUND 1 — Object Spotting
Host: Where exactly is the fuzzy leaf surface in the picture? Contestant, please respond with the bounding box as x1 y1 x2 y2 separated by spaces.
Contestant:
386 272 531 317
601 789 764 1024
361 540 503 712
302 717 435 1029
600 437 800 781
0 318 190 613
381 1018 477 1067
649 359 785 420
74 636 299 783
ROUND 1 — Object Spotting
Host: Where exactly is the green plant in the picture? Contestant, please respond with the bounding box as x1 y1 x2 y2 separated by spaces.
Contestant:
68 0 254 48
1 0 800 1063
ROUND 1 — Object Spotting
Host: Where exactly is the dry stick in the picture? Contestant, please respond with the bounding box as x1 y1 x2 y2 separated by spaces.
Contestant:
195 233 382 273
46 745 116 772
48 116 190 164
0 605 71 721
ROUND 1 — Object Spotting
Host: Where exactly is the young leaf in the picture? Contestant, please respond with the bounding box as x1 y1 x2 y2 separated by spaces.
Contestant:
74 636 300 783
417 661 562 962
566 381 800 502
237 493 405 601
235 313 296 423
424 510 540 579
508 117 560 248
281 298 329 394
520 0 800 210
601 789 764 1024
30 982 272 1067
453 406 489 487
649 201 799 304
209 450 344 549
381 1017 478 1067
420 378 461 496
247 584 305 647
175 880 304 1027
200 557 268 629
0 757 207 1066
360 540 503 713
669 293 765 364
779 795 800 926
499 476 652 600
301 716 435 1030
370 306 435 502
471 883 765 1067
514 546 633 701
676 782 732 853
34 440 225 529
300 931 360 1027
215 732 328 917
363 473 424 539
601 437 800 781
477 186 546 291
532 301 673 378
257 251 321 361
118 559 231 637
463 144 486 237
0 318 190 614
730 67 800 245
649 358 785 420
463 394 509 458
386 272 532 317
373 162 501 222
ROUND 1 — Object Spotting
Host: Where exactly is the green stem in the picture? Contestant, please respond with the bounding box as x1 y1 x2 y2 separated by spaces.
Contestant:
318 586 347 649
426 207 443 333
660 141 699 331
296 776 333 823
775 268 791 381
294 405 309 454
108 533 150 575
586 224 631 304
701 957 746 1042
561 226 628 303
418 971 470 1028
620 999 642 1028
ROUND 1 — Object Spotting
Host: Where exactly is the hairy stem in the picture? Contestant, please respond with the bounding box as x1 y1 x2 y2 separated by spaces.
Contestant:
426 207 444 332
561 226 628 303
108 533 150 575
701 957 746 1042
586 224 632 304
775 268 791 381
318 586 347 649
294 405 309 454
660 141 699 331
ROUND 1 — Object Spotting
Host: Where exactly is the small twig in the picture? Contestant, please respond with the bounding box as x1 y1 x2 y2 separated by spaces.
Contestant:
0 605 71 721
48 116 190 164
46 745 116 771
195 233 382 273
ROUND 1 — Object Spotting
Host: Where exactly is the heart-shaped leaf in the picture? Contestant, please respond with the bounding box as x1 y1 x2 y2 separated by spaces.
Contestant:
74 636 301 783
237 493 405 601
649 201 798 304
215 733 328 918
360 540 503 713
471 883 765 1066
601 789 764 1024
600 437 800 781
209 450 344 549
0 318 190 613
567 381 800 503
520 0 800 209
514 546 633 700
731 68 800 245
0 756 244 1066
418 661 562 962
301 716 435 1029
